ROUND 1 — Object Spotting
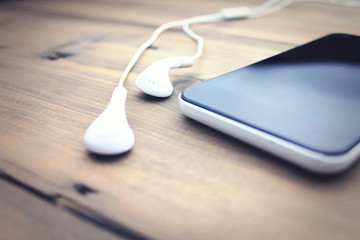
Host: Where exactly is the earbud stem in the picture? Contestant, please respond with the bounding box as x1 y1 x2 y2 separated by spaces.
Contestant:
171 56 194 69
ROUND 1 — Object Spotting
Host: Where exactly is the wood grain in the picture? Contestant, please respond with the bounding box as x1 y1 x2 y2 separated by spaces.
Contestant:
0 0 360 239
0 177 126 240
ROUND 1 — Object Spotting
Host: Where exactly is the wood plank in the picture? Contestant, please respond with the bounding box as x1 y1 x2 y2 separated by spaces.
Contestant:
0 177 127 240
1 0 360 239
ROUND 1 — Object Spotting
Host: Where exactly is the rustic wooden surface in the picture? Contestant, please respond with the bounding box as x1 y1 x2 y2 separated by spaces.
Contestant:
0 0 360 239
0 176 126 240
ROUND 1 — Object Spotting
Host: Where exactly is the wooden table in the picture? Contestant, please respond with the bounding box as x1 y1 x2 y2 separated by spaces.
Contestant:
1 0 359 239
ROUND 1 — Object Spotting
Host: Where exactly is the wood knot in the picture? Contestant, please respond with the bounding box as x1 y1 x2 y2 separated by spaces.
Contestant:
73 183 97 196
42 51 74 61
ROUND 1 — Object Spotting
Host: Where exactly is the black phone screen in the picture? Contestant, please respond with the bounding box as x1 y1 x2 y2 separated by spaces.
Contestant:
181 34 360 155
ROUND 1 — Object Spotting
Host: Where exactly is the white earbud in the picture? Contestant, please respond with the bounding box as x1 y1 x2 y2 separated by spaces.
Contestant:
136 56 194 97
84 87 135 155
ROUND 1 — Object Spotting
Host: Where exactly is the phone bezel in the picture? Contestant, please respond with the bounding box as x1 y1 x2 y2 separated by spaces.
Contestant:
179 94 360 173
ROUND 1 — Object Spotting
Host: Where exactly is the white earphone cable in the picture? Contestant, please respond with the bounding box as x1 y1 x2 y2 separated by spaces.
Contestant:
118 13 222 87
252 0 360 17
296 0 360 7
182 24 204 61
250 0 294 18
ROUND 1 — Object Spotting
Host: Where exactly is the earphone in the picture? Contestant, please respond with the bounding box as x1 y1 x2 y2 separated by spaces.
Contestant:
84 0 360 155
136 56 194 97
84 87 135 154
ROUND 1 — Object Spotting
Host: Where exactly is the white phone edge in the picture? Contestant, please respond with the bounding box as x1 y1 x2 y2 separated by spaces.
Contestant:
178 94 360 174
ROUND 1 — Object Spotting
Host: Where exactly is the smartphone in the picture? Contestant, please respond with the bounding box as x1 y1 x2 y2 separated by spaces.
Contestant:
179 33 360 174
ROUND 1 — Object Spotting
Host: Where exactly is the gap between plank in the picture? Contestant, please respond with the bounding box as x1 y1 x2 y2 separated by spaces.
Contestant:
0 170 152 240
